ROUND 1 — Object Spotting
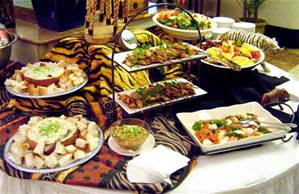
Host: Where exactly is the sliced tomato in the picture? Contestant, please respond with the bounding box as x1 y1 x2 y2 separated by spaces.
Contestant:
251 51 260 60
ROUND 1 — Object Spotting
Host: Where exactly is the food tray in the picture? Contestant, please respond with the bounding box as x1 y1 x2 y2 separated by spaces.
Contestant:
111 78 207 114
176 102 288 154
3 127 104 174
6 75 88 99
110 43 207 72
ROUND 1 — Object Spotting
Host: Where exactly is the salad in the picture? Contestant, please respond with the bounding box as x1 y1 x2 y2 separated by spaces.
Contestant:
199 39 262 67
192 113 272 145
157 10 211 31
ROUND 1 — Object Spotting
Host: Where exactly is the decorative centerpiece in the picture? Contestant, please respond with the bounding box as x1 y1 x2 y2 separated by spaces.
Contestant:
85 0 149 44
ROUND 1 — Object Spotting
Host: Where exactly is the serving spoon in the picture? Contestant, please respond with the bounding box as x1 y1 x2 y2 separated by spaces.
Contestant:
239 120 297 130
199 50 242 71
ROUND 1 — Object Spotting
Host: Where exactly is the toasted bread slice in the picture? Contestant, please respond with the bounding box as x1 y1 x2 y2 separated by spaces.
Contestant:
23 63 65 86
27 118 77 148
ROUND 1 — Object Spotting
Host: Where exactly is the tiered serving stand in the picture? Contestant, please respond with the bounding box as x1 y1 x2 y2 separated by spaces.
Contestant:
108 3 296 154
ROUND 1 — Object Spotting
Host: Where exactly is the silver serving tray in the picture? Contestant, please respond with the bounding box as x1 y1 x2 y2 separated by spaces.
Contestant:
3 127 104 174
5 74 88 99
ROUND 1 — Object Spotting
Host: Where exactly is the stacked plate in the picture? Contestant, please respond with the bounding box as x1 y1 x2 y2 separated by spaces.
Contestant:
212 17 235 28
232 22 256 33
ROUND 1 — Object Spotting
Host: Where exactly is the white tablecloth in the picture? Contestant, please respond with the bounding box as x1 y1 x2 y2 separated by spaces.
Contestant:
1 134 299 194
1 63 299 194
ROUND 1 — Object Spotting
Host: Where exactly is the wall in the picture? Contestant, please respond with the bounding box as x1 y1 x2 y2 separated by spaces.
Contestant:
13 0 33 9
204 0 299 30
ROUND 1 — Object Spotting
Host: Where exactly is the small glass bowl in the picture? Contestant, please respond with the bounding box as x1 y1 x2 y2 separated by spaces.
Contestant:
109 118 151 150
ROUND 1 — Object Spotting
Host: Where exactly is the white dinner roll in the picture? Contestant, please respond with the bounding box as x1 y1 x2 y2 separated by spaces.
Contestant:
58 154 73 166
75 138 87 149
33 141 45 156
65 145 77 153
45 154 58 168
74 149 86 160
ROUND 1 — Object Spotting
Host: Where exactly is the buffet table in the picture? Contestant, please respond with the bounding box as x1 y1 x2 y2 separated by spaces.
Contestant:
1 62 298 194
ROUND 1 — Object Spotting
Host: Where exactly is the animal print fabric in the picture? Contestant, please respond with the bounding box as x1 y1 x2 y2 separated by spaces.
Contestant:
0 30 198 193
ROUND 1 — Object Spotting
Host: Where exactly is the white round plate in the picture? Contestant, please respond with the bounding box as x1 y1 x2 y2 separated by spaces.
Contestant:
201 43 265 70
152 12 217 40
108 134 155 156
3 127 104 174
5 74 88 99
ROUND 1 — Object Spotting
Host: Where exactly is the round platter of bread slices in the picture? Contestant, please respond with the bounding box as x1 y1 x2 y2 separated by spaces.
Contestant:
4 61 88 98
3 115 104 173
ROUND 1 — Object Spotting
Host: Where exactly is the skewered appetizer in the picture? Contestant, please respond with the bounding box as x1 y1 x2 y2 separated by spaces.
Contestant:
199 39 262 67
192 113 272 145
123 43 200 67
118 81 195 109
8 115 100 169
157 10 211 30
5 61 87 96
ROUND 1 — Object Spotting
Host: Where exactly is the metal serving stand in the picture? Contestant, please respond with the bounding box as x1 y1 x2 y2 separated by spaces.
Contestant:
109 3 205 118
108 3 298 153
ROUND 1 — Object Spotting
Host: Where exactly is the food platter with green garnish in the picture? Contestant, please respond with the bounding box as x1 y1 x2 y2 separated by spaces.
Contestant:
110 42 207 72
111 78 207 114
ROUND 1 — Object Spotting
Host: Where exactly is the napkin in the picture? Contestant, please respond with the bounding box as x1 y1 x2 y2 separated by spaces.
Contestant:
126 145 190 184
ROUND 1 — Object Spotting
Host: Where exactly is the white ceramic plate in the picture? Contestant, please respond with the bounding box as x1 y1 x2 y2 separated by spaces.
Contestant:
108 134 155 156
152 12 217 40
110 43 207 72
3 127 104 174
200 43 265 70
110 78 207 114
5 74 88 99
176 102 288 154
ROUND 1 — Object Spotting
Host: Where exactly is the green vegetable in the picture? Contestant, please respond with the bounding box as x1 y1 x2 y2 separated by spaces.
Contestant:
258 126 271 134
210 120 227 127
164 81 176 88
38 121 61 136
228 126 241 131
192 121 203 131
123 125 142 136
235 40 244 47
225 132 243 138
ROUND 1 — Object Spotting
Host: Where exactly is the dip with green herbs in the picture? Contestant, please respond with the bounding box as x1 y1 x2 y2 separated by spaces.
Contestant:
111 124 149 150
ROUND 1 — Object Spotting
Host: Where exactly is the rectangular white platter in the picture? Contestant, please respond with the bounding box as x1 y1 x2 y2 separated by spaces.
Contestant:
110 43 207 72
111 78 207 114
176 102 288 154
